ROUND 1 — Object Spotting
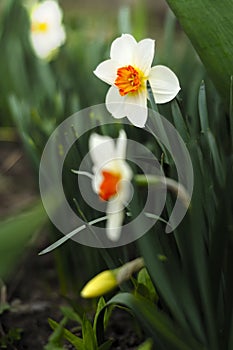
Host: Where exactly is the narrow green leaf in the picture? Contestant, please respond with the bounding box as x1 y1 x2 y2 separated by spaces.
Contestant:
98 339 113 350
137 338 153 350
93 297 106 335
83 314 97 350
198 82 209 133
171 99 189 143
48 318 84 350
60 306 83 325
46 317 67 349
137 268 158 302
206 130 225 186
229 76 233 148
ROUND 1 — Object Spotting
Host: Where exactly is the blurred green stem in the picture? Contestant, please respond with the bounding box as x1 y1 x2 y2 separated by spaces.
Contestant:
135 174 190 209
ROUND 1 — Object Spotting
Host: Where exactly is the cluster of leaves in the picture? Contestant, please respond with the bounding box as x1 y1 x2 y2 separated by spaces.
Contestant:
46 268 155 349
0 328 22 348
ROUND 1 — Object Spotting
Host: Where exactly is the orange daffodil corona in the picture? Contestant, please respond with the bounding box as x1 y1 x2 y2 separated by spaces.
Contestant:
29 0 66 60
89 130 132 241
94 34 180 127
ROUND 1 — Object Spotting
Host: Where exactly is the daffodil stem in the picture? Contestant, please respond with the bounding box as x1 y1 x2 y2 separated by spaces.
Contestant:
115 257 145 284
146 81 172 161
147 80 158 112
230 76 233 149
134 174 190 209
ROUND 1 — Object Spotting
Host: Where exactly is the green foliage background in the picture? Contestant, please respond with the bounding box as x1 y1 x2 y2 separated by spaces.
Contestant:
0 0 233 349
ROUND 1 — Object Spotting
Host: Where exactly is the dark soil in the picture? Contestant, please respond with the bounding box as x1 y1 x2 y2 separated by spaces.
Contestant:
0 141 144 349
1 251 64 350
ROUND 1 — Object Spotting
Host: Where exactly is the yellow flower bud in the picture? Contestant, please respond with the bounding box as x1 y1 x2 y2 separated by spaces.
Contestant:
80 270 117 298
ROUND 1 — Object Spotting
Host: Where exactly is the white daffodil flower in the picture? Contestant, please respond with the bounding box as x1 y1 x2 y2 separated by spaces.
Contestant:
94 33 180 128
29 0 66 60
89 130 133 241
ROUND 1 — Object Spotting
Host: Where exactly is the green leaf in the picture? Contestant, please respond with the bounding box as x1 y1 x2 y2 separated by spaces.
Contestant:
171 100 189 143
206 130 225 186
48 318 84 350
46 317 67 350
198 82 209 134
165 0 233 103
0 327 23 348
60 306 83 325
96 293 204 350
83 314 98 350
93 297 106 335
137 268 158 302
98 339 113 350
137 338 153 350
0 200 47 279
229 76 233 148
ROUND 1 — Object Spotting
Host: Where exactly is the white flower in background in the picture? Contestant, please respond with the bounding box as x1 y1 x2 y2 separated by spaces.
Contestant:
29 0 66 60
89 130 133 241
94 34 180 128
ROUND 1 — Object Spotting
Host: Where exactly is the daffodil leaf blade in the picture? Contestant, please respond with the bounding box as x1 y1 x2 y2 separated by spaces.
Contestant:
137 268 158 303
171 99 189 143
60 306 83 325
98 339 113 350
96 293 204 350
48 318 84 350
137 338 154 350
93 297 106 335
165 0 233 103
82 314 98 350
198 81 209 134
206 130 225 186
46 317 68 349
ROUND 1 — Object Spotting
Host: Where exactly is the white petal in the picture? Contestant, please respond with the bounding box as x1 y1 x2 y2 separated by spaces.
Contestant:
124 91 148 128
106 86 148 127
89 133 116 168
91 169 103 194
31 0 63 24
110 34 137 65
106 199 124 241
93 59 120 85
106 86 128 119
116 130 127 159
149 65 180 104
134 38 155 76
117 175 133 206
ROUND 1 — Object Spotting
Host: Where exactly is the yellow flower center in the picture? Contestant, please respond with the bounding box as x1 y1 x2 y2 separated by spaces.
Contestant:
99 170 121 201
31 21 49 33
115 65 142 96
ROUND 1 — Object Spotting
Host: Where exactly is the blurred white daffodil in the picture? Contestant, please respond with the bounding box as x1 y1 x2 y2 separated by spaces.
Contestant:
89 130 132 241
29 0 66 60
94 34 180 127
